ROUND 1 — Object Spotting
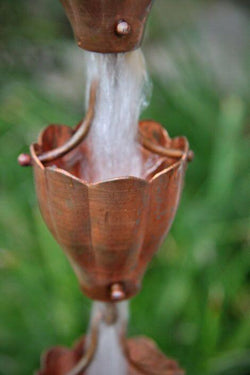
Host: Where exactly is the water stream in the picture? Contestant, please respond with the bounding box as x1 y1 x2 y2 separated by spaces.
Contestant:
84 49 150 182
83 49 149 373
86 302 129 375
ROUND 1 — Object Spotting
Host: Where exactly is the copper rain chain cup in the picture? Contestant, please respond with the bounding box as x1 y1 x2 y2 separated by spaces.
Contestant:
29 115 191 302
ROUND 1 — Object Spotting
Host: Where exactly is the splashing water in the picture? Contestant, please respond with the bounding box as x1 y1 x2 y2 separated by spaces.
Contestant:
84 49 150 182
83 50 148 373
86 302 129 375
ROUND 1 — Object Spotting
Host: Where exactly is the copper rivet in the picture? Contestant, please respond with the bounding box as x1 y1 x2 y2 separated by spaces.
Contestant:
110 283 125 301
18 153 32 167
187 150 194 162
116 20 131 36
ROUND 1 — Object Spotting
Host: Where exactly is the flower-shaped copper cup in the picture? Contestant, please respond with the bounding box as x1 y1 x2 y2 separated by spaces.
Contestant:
29 115 191 303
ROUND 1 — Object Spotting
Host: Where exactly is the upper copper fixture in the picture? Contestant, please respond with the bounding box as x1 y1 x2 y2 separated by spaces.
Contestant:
60 0 155 53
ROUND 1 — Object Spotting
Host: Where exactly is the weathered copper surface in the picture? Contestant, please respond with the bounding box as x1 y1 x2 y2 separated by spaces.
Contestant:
37 335 184 375
60 0 154 53
30 120 190 302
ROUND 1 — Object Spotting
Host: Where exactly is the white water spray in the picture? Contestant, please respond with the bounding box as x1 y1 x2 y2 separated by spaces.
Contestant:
84 49 149 182
83 49 149 373
86 302 129 375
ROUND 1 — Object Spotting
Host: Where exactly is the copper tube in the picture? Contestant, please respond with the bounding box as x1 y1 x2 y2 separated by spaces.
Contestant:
38 80 97 163
17 80 97 168
138 130 194 162
60 0 154 53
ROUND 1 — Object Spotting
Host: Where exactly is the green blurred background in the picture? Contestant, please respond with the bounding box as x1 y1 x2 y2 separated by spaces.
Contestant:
0 0 249 374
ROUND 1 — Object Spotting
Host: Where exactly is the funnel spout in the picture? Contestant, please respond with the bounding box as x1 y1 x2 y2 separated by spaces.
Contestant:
60 0 154 53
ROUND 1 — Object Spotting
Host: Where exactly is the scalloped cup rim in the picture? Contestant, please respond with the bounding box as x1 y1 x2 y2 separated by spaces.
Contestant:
30 121 190 186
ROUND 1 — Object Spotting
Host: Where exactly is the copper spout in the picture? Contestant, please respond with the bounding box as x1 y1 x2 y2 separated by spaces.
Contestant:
60 0 154 53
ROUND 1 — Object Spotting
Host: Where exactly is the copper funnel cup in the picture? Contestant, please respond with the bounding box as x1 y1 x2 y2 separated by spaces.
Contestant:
60 0 154 52
30 120 190 302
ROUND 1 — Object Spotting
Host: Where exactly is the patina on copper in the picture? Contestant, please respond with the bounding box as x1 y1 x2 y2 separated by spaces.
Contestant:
30 116 191 302
59 0 154 53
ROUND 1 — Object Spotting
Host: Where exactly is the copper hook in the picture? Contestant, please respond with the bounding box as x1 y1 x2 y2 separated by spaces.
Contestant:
65 312 101 375
18 80 98 167
138 131 194 162
19 80 193 168
65 303 120 375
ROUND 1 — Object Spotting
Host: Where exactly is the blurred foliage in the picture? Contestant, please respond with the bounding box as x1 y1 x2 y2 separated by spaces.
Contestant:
0 1 249 375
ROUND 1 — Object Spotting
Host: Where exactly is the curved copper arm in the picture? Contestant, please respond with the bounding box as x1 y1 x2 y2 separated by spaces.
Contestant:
18 80 98 167
65 314 101 375
138 132 194 162
66 303 119 375
39 80 97 163
18 80 193 167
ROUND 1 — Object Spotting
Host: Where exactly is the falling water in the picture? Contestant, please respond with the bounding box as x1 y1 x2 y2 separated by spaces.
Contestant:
84 49 150 182
86 302 129 375
83 49 149 373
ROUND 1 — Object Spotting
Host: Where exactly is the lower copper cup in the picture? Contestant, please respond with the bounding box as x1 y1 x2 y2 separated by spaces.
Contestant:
38 335 184 375
30 117 191 302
